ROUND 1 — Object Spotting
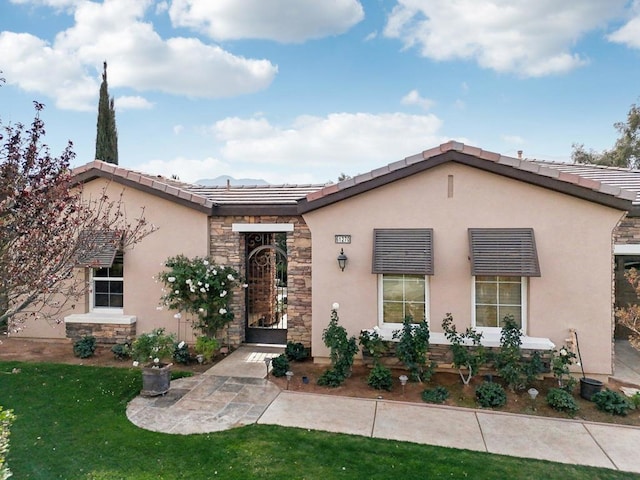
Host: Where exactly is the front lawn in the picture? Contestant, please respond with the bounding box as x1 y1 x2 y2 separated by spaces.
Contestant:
0 361 636 479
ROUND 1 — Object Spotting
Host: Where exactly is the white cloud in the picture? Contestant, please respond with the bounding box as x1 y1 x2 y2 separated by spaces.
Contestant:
608 3 640 49
168 0 364 43
401 89 434 110
213 112 445 180
502 135 525 145
173 125 184 135
364 31 377 42
1 0 277 110
0 31 97 110
115 96 153 110
141 111 446 184
383 0 627 77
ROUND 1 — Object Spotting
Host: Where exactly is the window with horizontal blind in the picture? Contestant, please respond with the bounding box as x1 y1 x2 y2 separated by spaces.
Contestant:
372 228 433 275
468 228 540 277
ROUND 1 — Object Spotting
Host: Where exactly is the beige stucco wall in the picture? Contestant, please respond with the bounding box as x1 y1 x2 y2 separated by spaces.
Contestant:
303 163 624 375
15 178 209 340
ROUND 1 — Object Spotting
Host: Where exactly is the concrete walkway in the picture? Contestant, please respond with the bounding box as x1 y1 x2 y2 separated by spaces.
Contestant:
126 344 640 474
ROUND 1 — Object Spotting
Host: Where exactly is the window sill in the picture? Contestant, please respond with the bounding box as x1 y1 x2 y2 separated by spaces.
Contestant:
64 313 137 325
375 325 554 350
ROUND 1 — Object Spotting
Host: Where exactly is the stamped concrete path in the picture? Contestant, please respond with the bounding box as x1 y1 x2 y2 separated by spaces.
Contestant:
127 345 640 474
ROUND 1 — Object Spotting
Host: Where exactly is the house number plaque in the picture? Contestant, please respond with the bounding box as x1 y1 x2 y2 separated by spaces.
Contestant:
335 234 351 244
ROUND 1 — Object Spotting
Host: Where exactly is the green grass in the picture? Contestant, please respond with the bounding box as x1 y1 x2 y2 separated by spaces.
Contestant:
0 361 637 480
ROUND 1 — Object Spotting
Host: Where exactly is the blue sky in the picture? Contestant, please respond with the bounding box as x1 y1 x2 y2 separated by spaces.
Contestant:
2 0 640 184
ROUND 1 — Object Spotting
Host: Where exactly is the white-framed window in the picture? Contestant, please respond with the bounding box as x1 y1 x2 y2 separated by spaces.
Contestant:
91 252 124 312
472 275 527 331
378 274 428 325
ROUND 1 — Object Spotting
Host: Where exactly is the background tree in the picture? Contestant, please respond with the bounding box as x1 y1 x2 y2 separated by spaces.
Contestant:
572 102 640 168
95 61 118 164
0 102 153 334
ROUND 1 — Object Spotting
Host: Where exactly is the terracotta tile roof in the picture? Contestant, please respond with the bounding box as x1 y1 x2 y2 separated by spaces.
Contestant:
300 141 637 212
186 184 326 205
72 161 216 211
71 160 326 211
529 161 640 205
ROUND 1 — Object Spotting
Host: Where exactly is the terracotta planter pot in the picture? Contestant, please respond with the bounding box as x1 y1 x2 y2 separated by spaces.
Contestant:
141 363 172 396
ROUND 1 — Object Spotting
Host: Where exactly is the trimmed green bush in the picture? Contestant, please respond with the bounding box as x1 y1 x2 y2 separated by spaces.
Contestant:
546 388 579 415
173 341 191 364
475 381 507 408
271 354 290 378
592 389 633 416
73 336 96 358
367 363 393 391
422 386 450 404
110 342 131 360
285 341 308 362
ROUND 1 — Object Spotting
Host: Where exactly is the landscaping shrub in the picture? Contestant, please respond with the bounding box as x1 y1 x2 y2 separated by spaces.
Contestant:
441 313 486 385
546 388 579 415
475 381 507 408
550 346 578 392
0 406 15 480
110 342 131 360
173 341 191 364
285 341 308 362
393 316 436 382
73 335 96 358
317 305 358 388
367 363 393 391
271 354 290 378
494 316 543 391
422 386 450 404
195 336 218 363
592 389 633 416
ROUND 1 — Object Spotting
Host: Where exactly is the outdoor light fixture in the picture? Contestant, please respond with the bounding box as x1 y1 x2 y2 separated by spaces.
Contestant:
399 375 408 395
528 388 539 411
264 357 272 378
337 248 347 271
285 370 294 390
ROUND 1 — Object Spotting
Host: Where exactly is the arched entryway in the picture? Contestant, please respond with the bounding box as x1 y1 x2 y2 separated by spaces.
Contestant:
245 232 288 344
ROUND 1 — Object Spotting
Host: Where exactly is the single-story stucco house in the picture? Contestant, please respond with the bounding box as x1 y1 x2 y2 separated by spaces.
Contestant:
15 141 640 377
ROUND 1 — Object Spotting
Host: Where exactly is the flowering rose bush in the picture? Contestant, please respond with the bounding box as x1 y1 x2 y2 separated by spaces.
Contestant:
130 328 176 368
158 255 243 338
551 345 578 391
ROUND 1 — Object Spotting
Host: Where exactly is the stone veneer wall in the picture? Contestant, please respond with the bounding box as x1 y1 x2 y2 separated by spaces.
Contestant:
209 215 312 349
614 215 640 244
613 215 640 344
65 322 136 344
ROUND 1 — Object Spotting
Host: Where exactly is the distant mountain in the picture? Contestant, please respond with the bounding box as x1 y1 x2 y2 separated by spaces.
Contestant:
195 175 269 186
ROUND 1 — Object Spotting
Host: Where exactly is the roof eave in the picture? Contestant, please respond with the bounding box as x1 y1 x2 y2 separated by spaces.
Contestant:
298 150 634 213
71 167 213 214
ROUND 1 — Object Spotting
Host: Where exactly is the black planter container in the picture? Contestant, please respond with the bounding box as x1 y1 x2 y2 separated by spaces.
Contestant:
141 364 172 396
580 377 603 401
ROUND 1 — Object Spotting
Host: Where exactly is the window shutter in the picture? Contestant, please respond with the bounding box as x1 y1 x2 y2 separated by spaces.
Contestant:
468 228 540 277
75 230 122 268
372 228 433 275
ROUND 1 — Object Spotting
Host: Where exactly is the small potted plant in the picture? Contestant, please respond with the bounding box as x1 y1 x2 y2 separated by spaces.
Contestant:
131 328 176 396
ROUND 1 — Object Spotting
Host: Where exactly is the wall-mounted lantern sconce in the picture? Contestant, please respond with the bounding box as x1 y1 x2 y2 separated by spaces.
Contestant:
337 248 347 271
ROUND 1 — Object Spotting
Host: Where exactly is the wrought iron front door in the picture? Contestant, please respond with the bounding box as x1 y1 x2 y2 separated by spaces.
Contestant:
245 233 288 344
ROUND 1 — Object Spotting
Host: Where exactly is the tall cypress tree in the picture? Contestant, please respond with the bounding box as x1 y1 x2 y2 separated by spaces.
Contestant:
95 61 118 164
